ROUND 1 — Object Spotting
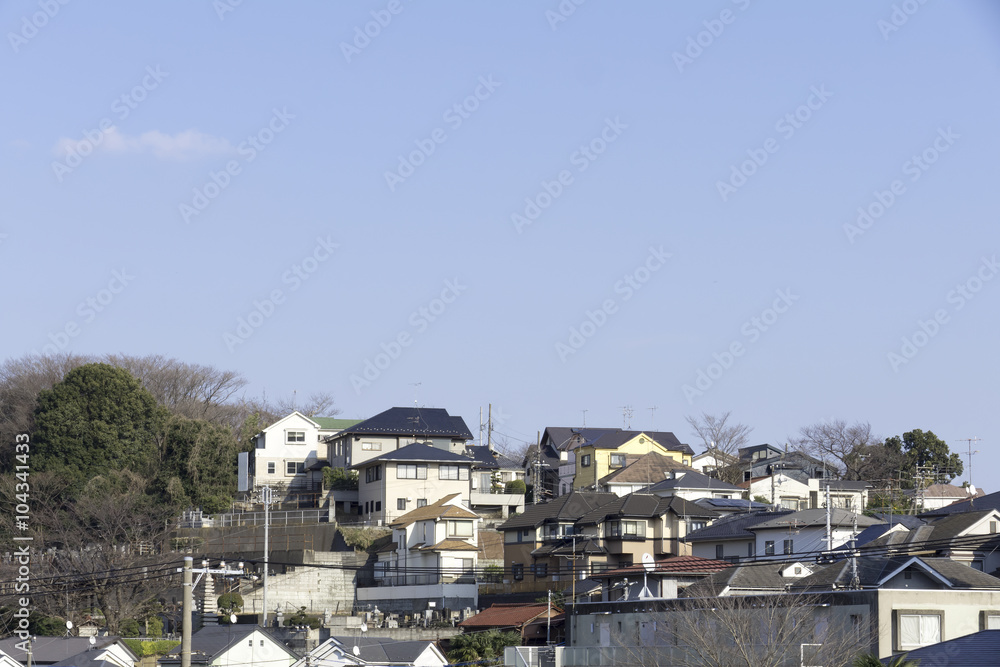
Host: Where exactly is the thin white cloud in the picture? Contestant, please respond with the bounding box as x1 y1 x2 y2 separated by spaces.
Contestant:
53 127 233 161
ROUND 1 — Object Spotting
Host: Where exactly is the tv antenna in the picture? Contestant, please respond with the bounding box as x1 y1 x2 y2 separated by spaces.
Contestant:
620 405 634 430
581 409 588 428
957 437 981 488
648 406 657 430
409 382 421 407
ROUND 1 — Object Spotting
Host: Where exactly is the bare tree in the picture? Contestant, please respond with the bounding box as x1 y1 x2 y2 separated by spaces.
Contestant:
607 592 871 667
273 390 340 418
0 470 177 633
685 411 752 485
793 419 882 480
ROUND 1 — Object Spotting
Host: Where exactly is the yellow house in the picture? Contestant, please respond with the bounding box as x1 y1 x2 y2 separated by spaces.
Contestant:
571 430 694 490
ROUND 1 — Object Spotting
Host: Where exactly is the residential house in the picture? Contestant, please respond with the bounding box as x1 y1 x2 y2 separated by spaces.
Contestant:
739 474 871 511
365 494 480 612
352 442 475 524
684 510 794 563
574 493 719 568
566 554 1000 662
298 636 447 667
641 469 744 502
466 445 525 519
0 638 137 667
690 447 739 477
158 626 299 667
327 407 474 471
919 488 1000 518
459 603 564 645
570 430 695 491
248 411 360 498
590 555 731 601
595 452 696 497
498 491 617 591
749 508 880 559
732 443 834 483
526 427 695 499
909 482 981 511
865 508 1000 574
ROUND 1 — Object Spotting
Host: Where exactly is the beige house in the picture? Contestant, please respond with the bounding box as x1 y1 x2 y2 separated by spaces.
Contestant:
364 494 480 612
352 442 475 524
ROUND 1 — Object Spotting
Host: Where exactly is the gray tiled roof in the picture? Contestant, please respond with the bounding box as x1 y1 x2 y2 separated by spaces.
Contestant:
497 492 618 530
792 556 1000 591
684 510 794 542
751 508 880 531
644 470 743 493
919 489 1000 517
576 493 717 526
327 636 436 664
0 638 132 665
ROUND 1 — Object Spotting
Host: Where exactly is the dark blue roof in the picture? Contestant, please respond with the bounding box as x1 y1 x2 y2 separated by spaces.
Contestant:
361 441 473 465
890 629 1000 665
334 407 473 440
871 513 927 529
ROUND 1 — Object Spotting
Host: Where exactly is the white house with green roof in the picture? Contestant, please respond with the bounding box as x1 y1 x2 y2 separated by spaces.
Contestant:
250 411 361 498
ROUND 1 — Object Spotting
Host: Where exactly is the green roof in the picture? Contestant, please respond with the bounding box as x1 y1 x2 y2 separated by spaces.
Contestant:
313 418 362 430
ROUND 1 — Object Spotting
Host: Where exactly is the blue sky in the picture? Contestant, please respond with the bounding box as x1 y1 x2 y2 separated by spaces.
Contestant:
3 1 999 487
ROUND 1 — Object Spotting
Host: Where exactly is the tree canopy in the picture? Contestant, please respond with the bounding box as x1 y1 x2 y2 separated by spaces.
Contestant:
32 363 166 494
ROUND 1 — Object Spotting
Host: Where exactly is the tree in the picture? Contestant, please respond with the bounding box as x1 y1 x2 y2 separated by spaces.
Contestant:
888 429 963 484
685 411 752 485
447 629 521 664
32 363 167 497
793 419 881 480
155 415 241 513
505 479 527 495
855 653 919 667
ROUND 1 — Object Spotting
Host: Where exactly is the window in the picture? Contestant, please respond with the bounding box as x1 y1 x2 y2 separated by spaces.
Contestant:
365 464 382 484
416 498 427 508
286 431 305 443
286 461 305 475
448 520 474 537
397 498 406 511
609 453 626 468
534 562 548 578
267 462 275 474
716 545 724 560
783 539 794 555
512 563 524 581
984 612 1000 630
765 540 775 556
396 464 427 480
581 454 591 467
690 521 706 531
439 465 469 481
992 521 998 534
375 501 381 512
607 520 645 539
362 441 381 451
898 612 941 650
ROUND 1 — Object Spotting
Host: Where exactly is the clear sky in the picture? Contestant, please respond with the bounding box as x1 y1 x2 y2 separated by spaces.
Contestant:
3 2 999 488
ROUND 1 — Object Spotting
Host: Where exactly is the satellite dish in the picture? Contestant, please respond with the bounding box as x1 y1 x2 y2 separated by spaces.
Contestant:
360 622 368 633
970 484 978 495
230 614 237 624
89 637 96 646
642 553 655 573
66 621 73 630
352 646 360 656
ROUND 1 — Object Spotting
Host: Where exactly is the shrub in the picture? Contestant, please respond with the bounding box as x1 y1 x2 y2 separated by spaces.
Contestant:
339 525 390 551
218 592 244 614
123 639 181 657
505 479 527 495
324 467 358 490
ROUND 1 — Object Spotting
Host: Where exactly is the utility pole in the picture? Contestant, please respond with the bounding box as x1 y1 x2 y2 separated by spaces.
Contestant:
178 557 242 666
479 407 483 449
181 557 192 667
571 535 577 609
487 403 493 450
533 431 541 505
261 485 273 627
546 589 551 644
825 484 832 553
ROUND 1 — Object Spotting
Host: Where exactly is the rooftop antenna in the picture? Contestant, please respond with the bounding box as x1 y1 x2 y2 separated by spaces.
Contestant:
621 405 634 430
957 437 981 490
410 382 421 407
648 406 657 431
581 409 588 428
